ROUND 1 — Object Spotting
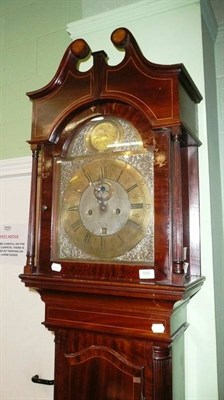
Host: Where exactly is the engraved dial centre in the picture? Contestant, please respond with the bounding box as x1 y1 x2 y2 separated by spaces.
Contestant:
80 180 130 236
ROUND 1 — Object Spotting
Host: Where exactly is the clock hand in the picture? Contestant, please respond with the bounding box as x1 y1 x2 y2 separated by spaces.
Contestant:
91 183 107 210
93 180 113 211
98 199 107 211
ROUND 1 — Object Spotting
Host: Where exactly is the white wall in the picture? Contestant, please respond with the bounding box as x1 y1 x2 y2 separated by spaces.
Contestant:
215 25 224 221
214 20 224 400
0 158 54 400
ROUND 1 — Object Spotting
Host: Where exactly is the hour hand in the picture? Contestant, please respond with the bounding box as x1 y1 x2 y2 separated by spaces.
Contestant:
93 180 113 210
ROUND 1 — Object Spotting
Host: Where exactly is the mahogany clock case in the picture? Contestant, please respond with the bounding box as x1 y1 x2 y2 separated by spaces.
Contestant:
20 27 205 400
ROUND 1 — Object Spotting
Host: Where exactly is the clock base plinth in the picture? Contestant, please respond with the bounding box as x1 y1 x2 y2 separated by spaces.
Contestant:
20 274 204 400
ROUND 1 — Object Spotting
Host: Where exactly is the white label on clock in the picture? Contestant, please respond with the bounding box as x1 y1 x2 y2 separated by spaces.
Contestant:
51 263 62 272
151 323 165 333
139 269 155 279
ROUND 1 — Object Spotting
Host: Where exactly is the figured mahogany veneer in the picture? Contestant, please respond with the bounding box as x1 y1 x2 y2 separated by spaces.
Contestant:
20 28 204 399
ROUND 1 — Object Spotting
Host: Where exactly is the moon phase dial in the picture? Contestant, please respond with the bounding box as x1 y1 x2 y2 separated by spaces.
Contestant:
62 159 151 259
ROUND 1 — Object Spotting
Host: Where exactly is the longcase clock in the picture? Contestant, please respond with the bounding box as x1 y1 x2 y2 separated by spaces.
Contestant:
20 28 205 400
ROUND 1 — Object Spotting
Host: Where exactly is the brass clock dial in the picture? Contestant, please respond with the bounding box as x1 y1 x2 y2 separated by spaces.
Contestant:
52 116 154 264
62 159 151 259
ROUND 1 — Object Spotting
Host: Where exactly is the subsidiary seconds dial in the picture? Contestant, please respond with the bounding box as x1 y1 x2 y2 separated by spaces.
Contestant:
62 159 151 259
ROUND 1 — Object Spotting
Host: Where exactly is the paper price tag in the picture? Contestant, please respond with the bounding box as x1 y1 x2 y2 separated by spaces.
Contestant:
139 269 155 279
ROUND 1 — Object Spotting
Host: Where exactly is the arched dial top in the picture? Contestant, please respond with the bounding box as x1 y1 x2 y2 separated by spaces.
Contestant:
62 159 151 259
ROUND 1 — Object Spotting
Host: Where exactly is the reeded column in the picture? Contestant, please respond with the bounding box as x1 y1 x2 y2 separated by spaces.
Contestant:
172 129 184 274
24 146 40 273
153 344 172 400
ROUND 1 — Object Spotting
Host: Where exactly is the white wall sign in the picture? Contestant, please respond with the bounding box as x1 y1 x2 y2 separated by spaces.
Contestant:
0 224 27 265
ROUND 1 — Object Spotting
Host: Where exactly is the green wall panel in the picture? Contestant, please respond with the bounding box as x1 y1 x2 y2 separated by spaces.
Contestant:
0 0 82 160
